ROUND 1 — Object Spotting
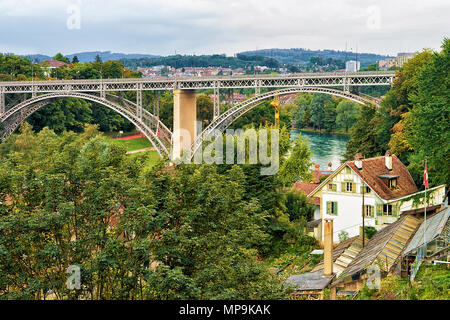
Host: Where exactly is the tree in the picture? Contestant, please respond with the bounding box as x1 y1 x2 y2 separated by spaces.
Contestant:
375 51 433 151
72 56 79 64
53 53 70 64
102 60 123 78
323 102 337 133
293 94 312 128
344 104 381 160
95 54 102 64
27 98 93 133
196 93 214 126
336 100 360 132
309 94 332 131
406 38 450 187
278 133 312 186
283 188 315 222
0 127 288 299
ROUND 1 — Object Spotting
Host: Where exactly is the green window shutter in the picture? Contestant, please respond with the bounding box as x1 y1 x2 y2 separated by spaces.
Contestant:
392 204 398 217
360 186 364 193
327 201 331 214
341 183 346 192
352 183 356 193
376 204 382 216
335 202 338 216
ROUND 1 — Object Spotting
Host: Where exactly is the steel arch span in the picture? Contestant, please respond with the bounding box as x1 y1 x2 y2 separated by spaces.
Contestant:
0 92 172 157
190 86 378 157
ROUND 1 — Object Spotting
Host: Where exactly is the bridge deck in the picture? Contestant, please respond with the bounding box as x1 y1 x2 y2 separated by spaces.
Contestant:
0 71 395 93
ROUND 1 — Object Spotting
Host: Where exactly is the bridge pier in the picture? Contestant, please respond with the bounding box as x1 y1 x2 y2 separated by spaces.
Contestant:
0 91 4 116
172 89 197 160
213 87 220 119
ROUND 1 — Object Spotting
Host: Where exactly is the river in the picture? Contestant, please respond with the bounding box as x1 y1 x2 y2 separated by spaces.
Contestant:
290 130 349 171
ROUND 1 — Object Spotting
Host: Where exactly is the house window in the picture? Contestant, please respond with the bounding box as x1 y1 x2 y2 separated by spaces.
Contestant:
327 201 338 216
383 204 393 216
361 186 371 194
389 178 398 189
346 182 353 192
365 205 374 218
328 183 337 191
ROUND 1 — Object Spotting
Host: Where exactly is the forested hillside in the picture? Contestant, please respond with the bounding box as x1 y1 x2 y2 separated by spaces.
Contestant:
238 48 392 67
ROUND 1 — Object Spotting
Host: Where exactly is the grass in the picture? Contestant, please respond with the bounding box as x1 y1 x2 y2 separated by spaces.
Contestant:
107 137 153 152
106 136 162 169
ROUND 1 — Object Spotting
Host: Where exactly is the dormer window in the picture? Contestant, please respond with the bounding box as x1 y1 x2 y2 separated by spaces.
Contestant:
389 178 398 189
378 174 399 190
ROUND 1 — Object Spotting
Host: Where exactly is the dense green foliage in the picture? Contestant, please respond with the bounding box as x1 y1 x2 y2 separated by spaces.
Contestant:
122 54 280 70
344 38 449 188
0 124 300 299
355 265 449 300
293 93 360 133
0 122 316 299
238 48 391 67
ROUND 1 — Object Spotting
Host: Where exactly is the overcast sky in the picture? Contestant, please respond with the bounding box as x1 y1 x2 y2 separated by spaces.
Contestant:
1 0 449 57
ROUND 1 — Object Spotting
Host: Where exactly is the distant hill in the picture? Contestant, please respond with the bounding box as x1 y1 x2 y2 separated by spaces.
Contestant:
65 51 160 63
238 48 393 67
21 51 160 63
121 54 279 70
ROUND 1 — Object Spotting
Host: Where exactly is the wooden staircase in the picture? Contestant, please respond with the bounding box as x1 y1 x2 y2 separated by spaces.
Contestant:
333 236 364 275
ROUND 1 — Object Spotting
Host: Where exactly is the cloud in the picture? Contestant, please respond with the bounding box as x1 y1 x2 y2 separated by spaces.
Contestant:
0 0 448 56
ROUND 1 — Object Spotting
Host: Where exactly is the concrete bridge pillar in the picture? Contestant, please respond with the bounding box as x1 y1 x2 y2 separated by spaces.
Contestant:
172 89 197 160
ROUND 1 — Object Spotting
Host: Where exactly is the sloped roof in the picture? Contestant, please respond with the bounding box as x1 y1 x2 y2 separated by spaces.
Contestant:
40 60 68 68
285 270 334 291
333 215 421 286
311 236 360 272
347 155 418 200
293 182 319 195
403 206 449 255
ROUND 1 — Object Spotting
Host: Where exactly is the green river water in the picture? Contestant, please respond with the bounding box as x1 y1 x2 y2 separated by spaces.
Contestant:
290 130 349 170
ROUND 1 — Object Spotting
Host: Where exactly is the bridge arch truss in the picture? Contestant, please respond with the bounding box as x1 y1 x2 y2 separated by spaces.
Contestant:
0 92 172 157
190 86 378 157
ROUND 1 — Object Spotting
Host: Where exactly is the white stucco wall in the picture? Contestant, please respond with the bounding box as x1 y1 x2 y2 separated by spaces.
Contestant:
320 166 381 243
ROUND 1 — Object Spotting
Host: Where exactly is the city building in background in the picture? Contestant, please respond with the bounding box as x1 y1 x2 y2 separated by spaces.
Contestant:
379 52 416 70
345 60 360 72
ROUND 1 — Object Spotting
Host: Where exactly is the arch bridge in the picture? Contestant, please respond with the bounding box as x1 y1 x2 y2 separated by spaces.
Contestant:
0 71 395 159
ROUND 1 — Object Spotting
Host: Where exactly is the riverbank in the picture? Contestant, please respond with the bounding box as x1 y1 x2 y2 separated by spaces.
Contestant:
293 127 350 136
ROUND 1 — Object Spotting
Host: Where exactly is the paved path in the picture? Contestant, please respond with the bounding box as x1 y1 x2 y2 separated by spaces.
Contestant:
126 147 155 154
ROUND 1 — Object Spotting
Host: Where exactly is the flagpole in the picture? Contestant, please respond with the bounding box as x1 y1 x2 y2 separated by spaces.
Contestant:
423 159 427 256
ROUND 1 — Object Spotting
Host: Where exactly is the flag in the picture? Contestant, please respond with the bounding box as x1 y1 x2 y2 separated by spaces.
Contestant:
423 162 429 189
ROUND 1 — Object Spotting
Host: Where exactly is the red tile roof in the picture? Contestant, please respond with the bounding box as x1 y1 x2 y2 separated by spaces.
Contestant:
40 60 68 68
347 154 418 200
293 182 320 195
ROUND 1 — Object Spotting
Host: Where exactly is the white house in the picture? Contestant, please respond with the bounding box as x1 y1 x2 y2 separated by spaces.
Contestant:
308 152 446 243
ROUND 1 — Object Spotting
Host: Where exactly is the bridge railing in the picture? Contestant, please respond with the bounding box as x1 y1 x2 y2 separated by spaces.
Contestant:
0 71 396 87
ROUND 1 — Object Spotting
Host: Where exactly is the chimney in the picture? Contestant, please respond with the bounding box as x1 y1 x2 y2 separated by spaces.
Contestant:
328 162 333 171
385 150 392 170
324 218 334 277
315 164 320 172
354 153 363 170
